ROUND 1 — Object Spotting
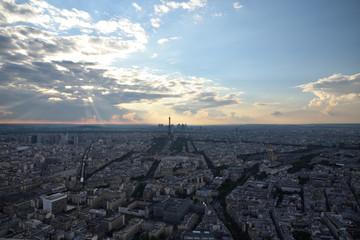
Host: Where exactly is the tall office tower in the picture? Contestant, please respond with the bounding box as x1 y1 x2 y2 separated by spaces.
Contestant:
167 116 172 141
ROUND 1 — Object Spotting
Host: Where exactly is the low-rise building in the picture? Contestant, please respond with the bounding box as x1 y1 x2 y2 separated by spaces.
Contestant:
42 193 67 214
154 198 191 223
118 200 154 218
101 213 125 232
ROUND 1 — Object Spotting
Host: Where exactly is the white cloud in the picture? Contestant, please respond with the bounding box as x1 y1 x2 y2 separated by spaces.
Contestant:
0 1 148 64
158 38 169 44
193 14 202 23
158 37 179 44
212 12 223 17
154 4 170 16
151 18 161 28
254 102 280 107
154 0 207 16
0 0 94 31
48 97 62 102
132 3 141 11
233 2 243 9
151 53 158 59
298 73 360 115
166 0 207 11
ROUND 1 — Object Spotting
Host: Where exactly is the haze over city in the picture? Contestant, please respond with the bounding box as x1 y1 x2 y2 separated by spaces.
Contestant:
0 0 360 125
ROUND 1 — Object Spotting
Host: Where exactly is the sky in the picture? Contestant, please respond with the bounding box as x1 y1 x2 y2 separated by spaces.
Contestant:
0 0 359 125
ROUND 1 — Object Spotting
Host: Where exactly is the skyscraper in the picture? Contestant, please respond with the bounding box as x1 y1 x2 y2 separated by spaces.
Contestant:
167 116 172 142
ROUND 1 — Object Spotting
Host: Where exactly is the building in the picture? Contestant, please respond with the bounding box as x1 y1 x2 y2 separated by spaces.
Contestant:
178 213 199 231
181 230 216 240
42 193 67 214
266 145 276 161
321 212 353 240
113 218 143 240
154 198 191 223
50 215 72 231
101 213 125 232
107 198 126 211
167 116 172 142
118 200 154 218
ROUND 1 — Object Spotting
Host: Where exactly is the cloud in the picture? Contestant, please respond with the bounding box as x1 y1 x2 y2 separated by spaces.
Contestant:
48 97 62 102
0 53 243 122
230 112 252 121
158 38 169 44
154 4 170 16
207 109 227 118
111 106 148 122
193 14 202 23
171 91 242 114
158 37 179 44
151 53 158 59
1 0 90 31
298 73 360 115
253 102 280 107
132 3 141 11
151 18 161 28
0 0 148 64
233 2 243 9
166 0 207 11
212 13 223 17
0 109 13 117
0 0 243 124
271 111 282 117
154 0 207 16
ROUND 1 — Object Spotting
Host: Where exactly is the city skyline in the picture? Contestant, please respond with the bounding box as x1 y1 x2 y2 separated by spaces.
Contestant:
0 0 359 125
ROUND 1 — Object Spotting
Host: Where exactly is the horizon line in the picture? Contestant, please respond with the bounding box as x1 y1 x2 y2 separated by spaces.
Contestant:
0 122 359 126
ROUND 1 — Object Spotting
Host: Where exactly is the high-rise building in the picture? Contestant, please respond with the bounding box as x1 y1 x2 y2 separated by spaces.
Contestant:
167 116 172 142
